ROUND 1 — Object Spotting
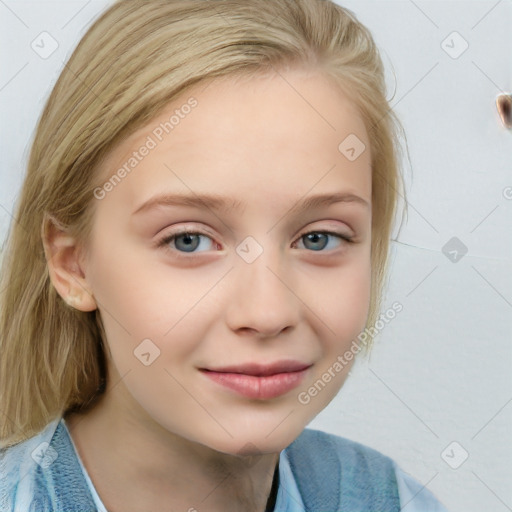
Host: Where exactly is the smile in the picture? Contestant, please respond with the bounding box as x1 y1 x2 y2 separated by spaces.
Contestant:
199 361 312 400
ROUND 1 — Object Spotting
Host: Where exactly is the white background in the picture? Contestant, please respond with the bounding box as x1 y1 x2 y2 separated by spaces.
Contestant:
1 1 511 511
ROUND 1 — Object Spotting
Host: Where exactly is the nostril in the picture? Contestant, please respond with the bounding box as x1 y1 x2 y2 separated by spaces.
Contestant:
496 93 512 129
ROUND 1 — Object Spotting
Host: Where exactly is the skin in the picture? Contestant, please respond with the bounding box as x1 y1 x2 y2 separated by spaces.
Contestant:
44 68 372 512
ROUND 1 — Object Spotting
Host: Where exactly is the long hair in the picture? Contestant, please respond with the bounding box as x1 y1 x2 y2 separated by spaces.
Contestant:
0 0 407 447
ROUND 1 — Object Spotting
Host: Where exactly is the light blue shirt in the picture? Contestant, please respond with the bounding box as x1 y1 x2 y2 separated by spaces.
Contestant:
60 419 448 512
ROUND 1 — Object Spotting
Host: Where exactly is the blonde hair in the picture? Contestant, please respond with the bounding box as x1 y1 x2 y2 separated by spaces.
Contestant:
0 0 407 447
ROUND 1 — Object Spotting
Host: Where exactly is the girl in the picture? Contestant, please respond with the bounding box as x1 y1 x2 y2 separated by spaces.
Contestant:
0 1 449 510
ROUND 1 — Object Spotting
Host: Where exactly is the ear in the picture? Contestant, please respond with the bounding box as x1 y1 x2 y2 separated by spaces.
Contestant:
41 214 97 312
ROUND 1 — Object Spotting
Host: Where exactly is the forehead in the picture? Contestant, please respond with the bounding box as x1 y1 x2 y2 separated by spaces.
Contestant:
96 69 372 215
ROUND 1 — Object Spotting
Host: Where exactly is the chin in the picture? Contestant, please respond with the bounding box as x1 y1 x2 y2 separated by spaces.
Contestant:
195 420 308 458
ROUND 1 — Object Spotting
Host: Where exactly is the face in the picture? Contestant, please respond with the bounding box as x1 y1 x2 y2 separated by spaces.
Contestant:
81 68 372 455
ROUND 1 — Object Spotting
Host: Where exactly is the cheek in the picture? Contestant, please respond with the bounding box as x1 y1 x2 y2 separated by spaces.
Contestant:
85 233 226 372
296 263 370 416
85 224 202 332
318 255 372 344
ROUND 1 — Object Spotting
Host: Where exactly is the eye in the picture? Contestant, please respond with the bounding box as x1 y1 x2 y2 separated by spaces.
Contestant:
293 230 353 252
157 229 217 254
156 227 354 256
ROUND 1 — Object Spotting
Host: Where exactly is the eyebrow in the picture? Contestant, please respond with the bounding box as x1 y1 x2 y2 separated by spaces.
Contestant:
132 191 370 216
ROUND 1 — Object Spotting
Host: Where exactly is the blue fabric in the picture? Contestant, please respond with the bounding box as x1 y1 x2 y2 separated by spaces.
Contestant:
0 418 96 512
394 464 449 512
1 417 448 512
285 428 401 511
274 450 306 511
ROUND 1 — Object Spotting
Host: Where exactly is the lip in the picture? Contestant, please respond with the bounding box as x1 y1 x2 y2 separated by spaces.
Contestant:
199 360 312 400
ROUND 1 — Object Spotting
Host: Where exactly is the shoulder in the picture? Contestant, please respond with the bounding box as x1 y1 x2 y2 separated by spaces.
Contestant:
284 427 401 511
394 464 450 511
0 418 61 511
284 428 448 512
0 418 96 512
288 427 398 477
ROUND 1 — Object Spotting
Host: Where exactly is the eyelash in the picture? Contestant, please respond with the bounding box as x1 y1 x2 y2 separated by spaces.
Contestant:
155 227 354 257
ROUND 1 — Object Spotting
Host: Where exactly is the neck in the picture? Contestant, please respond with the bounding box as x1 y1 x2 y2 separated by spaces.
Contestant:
64 384 280 512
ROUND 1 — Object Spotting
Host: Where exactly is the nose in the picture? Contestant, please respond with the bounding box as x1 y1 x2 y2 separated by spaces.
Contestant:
225 246 301 339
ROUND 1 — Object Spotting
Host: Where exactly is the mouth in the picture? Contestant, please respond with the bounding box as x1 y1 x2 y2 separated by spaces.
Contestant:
199 360 312 400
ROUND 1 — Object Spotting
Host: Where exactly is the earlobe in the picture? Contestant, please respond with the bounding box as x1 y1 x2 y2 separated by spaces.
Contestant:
41 214 97 312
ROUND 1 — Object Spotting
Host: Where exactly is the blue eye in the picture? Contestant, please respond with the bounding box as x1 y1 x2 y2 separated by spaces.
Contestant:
294 231 352 252
157 229 353 255
159 231 215 253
